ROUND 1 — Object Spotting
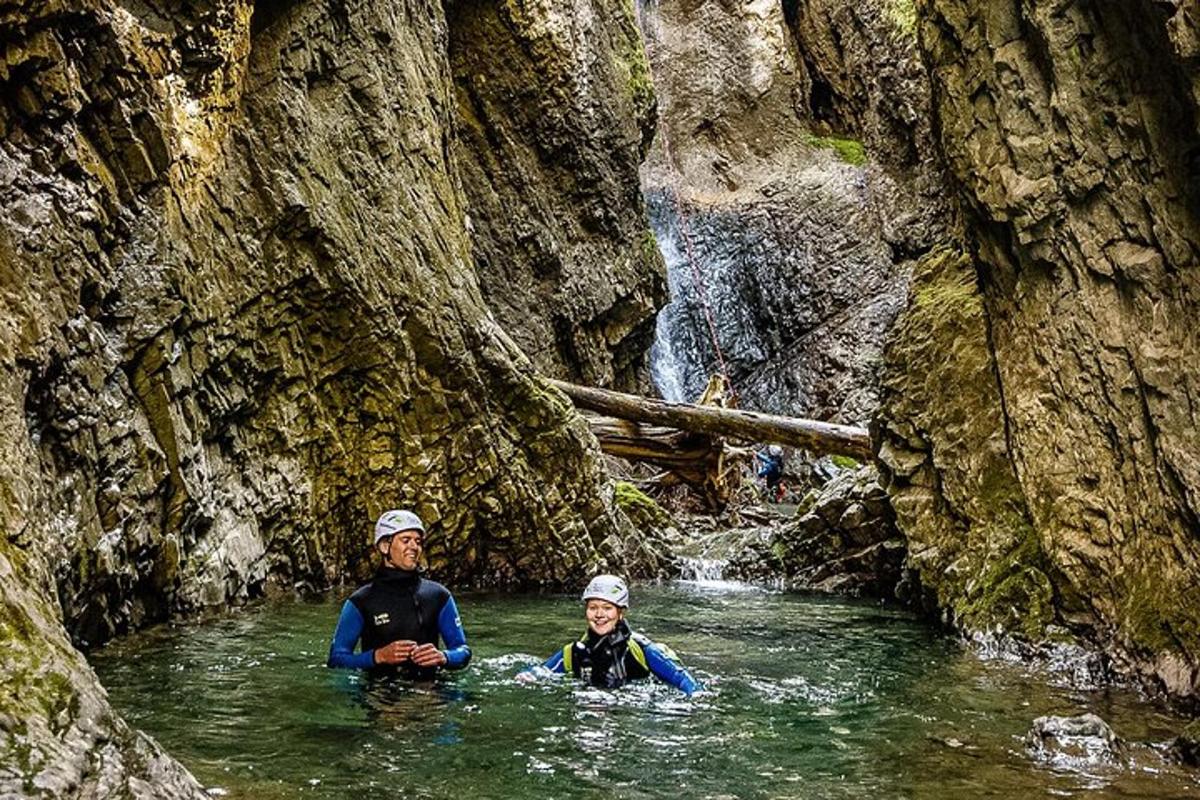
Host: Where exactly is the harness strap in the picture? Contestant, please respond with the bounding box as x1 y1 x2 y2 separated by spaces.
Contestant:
628 637 649 671
637 633 681 664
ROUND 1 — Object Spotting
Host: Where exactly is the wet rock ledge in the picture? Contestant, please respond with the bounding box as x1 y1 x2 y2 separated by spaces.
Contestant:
686 465 906 599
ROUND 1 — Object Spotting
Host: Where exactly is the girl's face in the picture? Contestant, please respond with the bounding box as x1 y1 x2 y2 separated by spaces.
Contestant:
585 599 624 636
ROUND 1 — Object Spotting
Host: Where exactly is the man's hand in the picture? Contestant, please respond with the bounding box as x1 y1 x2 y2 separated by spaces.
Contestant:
410 643 448 668
373 640 418 665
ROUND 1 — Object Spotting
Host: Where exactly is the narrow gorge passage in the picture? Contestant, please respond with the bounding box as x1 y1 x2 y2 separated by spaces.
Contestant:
3 0 1200 796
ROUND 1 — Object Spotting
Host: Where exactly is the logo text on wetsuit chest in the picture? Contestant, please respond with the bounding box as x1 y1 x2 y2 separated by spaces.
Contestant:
373 613 390 625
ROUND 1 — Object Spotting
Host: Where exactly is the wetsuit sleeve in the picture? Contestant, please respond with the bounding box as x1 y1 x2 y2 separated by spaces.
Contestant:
541 648 567 673
327 600 377 669
437 595 472 670
643 641 700 695
514 647 566 677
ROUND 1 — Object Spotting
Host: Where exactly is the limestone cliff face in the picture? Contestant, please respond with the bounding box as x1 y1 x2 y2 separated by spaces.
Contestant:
782 0 950 257
449 0 666 390
875 249 1070 640
1 0 646 792
878 0 1200 697
642 0 945 425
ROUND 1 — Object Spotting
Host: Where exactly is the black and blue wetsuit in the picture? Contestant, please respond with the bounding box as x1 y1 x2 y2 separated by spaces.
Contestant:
327 567 470 678
756 450 783 488
539 620 699 695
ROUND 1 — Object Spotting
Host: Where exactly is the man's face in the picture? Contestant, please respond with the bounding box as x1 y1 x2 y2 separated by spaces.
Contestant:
585 599 623 636
382 529 423 570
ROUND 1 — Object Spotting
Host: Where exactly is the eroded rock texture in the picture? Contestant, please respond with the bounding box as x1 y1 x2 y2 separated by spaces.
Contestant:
879 0 1200 697
1 0 647 792
783 0 951 256
643 0 947 424
449 0 666 390
727 465 905 596
0 548 205 797
876 249 1071 639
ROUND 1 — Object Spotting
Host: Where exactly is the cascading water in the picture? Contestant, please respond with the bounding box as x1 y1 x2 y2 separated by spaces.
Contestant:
676 556 727 582
645 194 760 402
647 211 692 403
675 556 766 592
635 0 910 425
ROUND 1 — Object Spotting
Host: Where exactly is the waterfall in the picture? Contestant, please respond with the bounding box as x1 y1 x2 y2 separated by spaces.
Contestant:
644 193 752 404
649 286 688 402
677 557 727 582
676 556 767 591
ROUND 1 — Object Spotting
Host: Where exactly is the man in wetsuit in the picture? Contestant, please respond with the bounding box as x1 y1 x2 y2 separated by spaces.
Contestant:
327 510 471 677
523 575 699 695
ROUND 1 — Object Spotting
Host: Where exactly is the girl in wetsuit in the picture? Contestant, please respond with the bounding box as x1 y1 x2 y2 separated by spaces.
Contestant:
523 575 699 695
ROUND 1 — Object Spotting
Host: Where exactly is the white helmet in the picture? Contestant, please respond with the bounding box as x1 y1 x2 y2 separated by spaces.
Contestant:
374 509 425 545
582 574 629 608
768 445 784 457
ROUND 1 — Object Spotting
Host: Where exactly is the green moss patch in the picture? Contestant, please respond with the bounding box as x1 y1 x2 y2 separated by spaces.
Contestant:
610 3 656 154
886 0 917 38
795 488 820 517
614 481 673 531
801 132 867 166
1122 573 1200 655
958 527 1055 640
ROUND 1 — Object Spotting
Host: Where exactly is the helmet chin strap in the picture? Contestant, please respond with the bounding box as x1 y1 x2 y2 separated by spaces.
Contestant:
381 538 398 568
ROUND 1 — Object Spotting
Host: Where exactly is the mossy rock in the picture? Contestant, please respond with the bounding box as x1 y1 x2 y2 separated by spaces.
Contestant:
958 527 1056 640
1171 720 1200 766
830 455 860 470
885 0 917 38
1122 573 1200 655
795 488 821 517
613 481 674 531
801 132 867 166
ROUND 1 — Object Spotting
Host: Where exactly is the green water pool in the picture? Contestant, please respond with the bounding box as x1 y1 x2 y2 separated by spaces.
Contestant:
89 582 1199 799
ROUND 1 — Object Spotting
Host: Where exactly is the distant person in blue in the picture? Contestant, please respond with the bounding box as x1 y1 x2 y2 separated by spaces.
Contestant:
522 575 699 695
755 444 785 502
327 510 471 678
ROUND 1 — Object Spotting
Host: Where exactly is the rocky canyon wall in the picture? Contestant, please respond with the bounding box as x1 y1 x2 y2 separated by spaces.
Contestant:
448 0 666 390
877 0 1200 699
0 0 653 793
642 0 948 424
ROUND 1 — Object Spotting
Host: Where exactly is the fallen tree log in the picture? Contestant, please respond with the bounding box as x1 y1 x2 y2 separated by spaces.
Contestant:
549 379 872 459
584 415 729 508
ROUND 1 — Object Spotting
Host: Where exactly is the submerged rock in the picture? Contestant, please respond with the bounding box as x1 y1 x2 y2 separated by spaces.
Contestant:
968 629 1112 691
1026 714 1126 766
1169 720 1200 767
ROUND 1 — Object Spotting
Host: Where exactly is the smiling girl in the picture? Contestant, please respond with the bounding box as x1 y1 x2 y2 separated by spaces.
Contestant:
524 575 699 695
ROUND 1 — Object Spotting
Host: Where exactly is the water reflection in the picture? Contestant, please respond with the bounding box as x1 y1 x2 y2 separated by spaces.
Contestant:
346 677 470 745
